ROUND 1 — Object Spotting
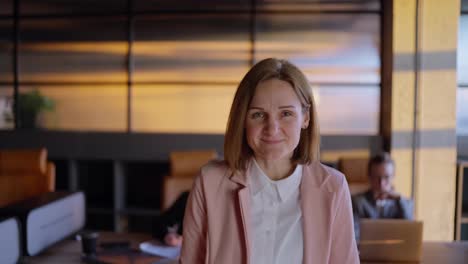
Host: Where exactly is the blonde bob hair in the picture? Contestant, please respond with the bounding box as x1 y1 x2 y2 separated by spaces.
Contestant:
224 58 320 172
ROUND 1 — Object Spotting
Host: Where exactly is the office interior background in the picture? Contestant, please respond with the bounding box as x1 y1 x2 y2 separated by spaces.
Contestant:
0 0 466 241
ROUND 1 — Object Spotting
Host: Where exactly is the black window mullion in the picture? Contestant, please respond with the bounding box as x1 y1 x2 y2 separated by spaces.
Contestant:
13 0 19 129
126 0 134 133
249 0 256 67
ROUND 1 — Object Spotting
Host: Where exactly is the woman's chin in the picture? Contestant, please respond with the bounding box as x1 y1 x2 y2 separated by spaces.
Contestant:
254 151 293 162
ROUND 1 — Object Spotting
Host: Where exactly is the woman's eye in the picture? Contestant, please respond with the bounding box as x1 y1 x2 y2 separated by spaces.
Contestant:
251 112 265 119
282 111 294 117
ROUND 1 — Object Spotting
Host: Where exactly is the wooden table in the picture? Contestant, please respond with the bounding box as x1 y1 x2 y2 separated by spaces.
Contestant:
22 232 167 264
21 233 468 264
362 241 468 264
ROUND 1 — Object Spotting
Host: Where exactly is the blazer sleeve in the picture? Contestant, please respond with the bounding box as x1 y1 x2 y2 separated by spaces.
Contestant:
180 174 207 264
329 177 360 264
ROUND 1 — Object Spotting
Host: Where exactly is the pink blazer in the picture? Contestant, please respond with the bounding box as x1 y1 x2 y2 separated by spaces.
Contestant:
180 160 359 264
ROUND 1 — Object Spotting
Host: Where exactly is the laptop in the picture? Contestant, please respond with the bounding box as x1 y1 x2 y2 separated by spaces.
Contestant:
358 219 423 262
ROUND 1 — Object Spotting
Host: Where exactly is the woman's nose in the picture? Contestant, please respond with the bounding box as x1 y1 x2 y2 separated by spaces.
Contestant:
265 117 279 134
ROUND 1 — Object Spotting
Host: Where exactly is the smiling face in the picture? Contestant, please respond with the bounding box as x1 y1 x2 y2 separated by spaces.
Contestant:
245 78 309 163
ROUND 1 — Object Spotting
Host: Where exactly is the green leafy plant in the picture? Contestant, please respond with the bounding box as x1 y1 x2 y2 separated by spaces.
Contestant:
18 90 55 113
14 90 55 128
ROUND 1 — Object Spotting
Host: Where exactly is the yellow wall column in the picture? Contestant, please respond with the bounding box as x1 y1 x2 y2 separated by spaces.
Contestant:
391 0 417 200
391 0 460 241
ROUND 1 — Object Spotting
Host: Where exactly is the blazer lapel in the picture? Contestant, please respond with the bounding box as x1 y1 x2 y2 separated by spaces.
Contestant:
230 166 252 264
301 162 334 264
238 187 252 264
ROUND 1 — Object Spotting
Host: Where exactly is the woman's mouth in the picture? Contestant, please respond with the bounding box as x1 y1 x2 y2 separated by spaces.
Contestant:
261 139 283 144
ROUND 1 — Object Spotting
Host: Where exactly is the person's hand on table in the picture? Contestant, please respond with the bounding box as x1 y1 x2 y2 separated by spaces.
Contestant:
164 233 183 247
164 224 183 247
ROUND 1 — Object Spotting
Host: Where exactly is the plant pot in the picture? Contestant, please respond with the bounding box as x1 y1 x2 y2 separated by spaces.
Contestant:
19 110 38 129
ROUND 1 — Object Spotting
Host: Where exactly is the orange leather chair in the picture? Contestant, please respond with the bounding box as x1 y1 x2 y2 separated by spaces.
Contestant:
162 150 218 210
337 157 370 195
0 148 55 207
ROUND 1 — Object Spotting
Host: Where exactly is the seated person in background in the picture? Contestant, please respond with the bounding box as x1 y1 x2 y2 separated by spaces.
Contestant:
352 153 413 238
152 191 189 247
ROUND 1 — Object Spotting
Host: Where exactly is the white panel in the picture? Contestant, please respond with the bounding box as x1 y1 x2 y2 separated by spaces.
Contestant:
0 218 21 264
27 192 85 256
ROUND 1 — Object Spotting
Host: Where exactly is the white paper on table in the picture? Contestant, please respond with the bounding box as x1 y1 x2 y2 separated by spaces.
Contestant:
139 240 181 259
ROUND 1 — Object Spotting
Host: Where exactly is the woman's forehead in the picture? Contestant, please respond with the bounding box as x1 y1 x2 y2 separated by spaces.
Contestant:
250 79 302 106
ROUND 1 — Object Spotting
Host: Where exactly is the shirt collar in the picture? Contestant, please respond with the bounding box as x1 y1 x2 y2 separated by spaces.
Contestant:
249 159 269 197
249 158 303 202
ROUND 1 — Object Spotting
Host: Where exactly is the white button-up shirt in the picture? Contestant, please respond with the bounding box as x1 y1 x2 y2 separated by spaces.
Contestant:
249 159 303 264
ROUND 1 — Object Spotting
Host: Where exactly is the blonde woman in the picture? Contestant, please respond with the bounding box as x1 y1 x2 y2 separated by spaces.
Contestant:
180 58 359 264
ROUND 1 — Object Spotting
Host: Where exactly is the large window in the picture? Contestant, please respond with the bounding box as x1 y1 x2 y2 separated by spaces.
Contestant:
0 0 382 135
0 18 12 129
20 0 127 15
0 86 13 129
255 12 380 134
19 18 128 83
133 14 250 83
18 17 128 131
0 20 12 83
0 0 12 16
458 2 468 135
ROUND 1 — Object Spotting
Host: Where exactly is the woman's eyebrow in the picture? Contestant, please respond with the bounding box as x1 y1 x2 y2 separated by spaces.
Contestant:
248 105 297 110
248 106 264 110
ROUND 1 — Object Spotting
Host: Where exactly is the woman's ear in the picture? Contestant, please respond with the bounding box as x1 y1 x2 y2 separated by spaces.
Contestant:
302 111 310 129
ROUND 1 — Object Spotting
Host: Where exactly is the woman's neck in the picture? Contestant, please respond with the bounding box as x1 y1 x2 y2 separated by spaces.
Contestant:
254 157 296 181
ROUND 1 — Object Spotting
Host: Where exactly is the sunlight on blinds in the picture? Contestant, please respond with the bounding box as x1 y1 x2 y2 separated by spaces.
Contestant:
132 84 236 134
20 85 127 131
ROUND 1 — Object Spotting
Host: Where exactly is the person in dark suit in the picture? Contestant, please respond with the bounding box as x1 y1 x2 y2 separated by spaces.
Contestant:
352 152 413 239
152 191 189 246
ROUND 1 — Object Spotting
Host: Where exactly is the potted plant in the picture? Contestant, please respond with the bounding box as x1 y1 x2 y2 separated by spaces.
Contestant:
16 90 55 129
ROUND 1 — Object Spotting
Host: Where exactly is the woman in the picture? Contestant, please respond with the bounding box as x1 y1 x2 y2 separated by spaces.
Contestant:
180 58 359 263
